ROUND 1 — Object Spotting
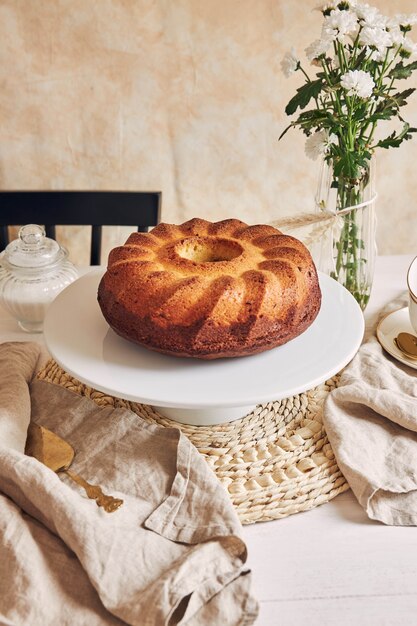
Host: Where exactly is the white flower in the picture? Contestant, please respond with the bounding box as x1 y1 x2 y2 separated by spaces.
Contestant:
280 48 299 77
305 129 338 161
315 1 357 12
355 4 388 29
359 26 393 52
305 38 332 61
399 37 417 61
389 13 417 31
314 2 337 14
355 4 379 23
322 8 359 41
388 25 405 48
340 69 375 98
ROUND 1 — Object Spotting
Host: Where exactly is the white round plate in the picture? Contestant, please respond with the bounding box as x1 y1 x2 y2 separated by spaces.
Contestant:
376 307 417 370
44 269 364 417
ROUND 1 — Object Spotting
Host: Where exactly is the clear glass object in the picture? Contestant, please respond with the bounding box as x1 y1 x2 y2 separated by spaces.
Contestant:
313 157 377 311
0 224 78 332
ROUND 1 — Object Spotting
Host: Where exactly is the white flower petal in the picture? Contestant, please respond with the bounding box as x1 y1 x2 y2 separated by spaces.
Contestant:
323 8 359 41
305 130 337 161
399 37 417 60
355 3 384 27
314 2 338 14
315 1 357 13
389 13 417 29
359 26 392 51
389 25 405 48
340 69 375 99
305 38 332 61
280 48 299 77
361 7 378 21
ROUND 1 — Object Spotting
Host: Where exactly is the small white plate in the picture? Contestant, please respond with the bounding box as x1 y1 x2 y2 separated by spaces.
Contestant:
376 307 417 370
44 269 364 424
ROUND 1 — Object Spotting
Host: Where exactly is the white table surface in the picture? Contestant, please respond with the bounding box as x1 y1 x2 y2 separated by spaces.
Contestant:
0 255 415 626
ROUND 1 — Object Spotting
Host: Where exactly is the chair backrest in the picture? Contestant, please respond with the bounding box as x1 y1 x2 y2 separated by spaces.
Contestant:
0 190 162 264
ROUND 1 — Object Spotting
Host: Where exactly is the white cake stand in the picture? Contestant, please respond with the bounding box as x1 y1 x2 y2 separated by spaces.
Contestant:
43 269 364 426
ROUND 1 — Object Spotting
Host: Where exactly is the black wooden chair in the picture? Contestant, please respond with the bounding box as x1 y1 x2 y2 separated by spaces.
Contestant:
0 191 162 265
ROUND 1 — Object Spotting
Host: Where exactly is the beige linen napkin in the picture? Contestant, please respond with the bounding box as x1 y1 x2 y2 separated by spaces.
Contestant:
324 296 417 525
0 341 49 452
0 341 258 626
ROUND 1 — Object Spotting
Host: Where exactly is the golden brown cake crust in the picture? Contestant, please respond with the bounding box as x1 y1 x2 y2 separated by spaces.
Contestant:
97 218 321 359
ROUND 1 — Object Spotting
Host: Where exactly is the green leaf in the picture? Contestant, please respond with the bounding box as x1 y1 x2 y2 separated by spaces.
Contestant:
285 79 323 116
332 149 373 182
294 109 339 132
388 60 417 80
366 90 415 125
333 152 359 179
366 107 396 123
376 122 417 149
353 102 369 119
391 88 416 107
296 109 328 123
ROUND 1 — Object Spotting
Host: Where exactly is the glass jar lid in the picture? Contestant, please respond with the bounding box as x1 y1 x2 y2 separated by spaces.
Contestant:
2 224 68 270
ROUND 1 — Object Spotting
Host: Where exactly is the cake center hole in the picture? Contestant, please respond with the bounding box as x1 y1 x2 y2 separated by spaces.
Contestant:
176 238 243 263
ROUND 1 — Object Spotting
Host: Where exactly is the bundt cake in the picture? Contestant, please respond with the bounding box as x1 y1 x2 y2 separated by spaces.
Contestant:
97 218 321 359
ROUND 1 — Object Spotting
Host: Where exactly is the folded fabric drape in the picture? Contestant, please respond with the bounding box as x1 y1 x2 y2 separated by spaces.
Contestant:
324 296 417 526
0 342 258 625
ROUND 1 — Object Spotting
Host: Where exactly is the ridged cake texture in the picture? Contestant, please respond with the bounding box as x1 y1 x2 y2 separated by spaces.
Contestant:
97 218 321 359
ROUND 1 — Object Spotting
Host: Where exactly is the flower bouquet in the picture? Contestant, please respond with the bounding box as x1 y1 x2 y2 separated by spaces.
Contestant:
280 1 417 309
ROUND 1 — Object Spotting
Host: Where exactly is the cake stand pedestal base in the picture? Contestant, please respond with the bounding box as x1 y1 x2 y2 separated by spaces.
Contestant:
155 404 257 426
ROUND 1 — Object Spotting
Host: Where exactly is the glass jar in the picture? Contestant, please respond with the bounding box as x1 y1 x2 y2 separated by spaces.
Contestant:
313 156 377 311
0 224 78 332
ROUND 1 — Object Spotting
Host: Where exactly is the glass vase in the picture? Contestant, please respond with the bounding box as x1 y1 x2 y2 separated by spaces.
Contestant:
313 157 377 311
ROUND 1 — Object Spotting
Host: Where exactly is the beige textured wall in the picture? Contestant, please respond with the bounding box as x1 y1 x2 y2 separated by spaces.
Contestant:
1 0 416 263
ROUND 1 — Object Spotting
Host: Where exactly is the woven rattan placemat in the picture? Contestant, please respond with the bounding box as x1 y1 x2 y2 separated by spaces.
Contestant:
37 361 349 524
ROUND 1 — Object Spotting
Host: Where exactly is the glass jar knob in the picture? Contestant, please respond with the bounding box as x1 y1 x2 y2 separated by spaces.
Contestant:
19 224 46 249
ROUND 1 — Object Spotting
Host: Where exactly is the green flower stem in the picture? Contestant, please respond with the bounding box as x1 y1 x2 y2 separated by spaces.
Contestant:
322 58 343 117
331 177 370 310
350 32 360 63
334 41 345 73
299 66 311 82
366 122 377 148
377 50 390 86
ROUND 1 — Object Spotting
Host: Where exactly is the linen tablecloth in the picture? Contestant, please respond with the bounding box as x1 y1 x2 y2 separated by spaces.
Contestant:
0 342 258 625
